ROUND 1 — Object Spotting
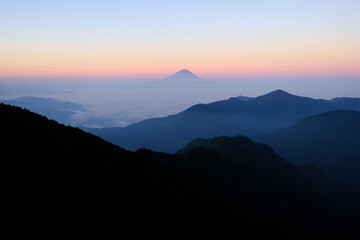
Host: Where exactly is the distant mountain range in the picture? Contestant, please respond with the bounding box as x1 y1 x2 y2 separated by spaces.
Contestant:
255 110 360 190
84 89 360 153
0 84 63 96
0 96 84 125
3 103 360 239
236 95 253 101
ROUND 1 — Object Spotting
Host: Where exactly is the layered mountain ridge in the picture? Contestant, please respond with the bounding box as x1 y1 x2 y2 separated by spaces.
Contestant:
255 110 360 190
84 89 360 153
2 103 360 239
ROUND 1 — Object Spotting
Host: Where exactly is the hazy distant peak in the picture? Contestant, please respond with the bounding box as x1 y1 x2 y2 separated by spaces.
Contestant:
256 89 295 100
15 96 61 103
153 69 209 88
177 69 193 74
168 69 202 79
236 95 253 101
268 89 292 96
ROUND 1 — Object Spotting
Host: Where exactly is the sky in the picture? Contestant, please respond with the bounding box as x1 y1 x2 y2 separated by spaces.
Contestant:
0 0 360 80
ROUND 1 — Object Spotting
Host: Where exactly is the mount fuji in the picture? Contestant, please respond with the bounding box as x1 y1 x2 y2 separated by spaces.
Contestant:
155 69 210 87
167 69 202 80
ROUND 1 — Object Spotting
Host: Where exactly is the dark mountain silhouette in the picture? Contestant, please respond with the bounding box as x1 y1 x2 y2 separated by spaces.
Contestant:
138 135 360 239
177 135 305 188
84 90 360 153
255 110 360 190
178 135 360 201
2 103 360 239
0 96 84 125
0 103 247 239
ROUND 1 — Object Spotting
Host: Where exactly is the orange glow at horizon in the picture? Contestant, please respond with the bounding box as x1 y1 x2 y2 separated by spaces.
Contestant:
1 62 359 79
1 0 359 83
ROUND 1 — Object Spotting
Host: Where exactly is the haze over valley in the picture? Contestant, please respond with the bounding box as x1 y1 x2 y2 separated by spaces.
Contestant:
1 0 360 239
1 69 359 128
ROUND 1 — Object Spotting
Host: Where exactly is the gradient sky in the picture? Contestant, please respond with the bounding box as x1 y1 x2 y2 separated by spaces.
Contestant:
0 0 359 80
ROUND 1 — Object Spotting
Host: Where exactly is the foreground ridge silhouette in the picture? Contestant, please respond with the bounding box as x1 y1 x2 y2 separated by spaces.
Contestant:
0 103 243 239
2 103 360 239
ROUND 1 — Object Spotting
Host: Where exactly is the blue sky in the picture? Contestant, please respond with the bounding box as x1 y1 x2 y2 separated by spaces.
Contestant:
0 0 359 78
